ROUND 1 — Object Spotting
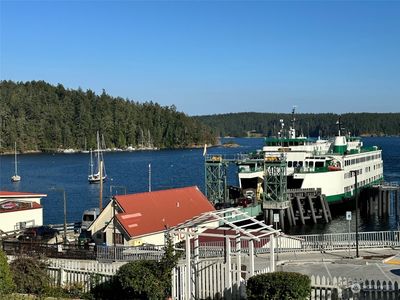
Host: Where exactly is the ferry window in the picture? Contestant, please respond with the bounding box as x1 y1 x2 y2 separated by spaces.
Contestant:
309 162 314 167
315 162 324 168
288 161 293 167
305 162 309 167
298 161 303 167
293 161 298 167
351 159 355 165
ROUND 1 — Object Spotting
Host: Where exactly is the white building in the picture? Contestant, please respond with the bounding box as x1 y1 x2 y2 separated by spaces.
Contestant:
0 191 46 232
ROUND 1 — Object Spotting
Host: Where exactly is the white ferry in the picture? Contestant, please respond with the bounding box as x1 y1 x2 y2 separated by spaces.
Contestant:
238 115 384 205
238 108 331 198
290 124 384 204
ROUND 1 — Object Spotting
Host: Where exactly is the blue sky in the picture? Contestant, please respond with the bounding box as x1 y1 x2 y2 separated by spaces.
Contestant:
1 1 399 115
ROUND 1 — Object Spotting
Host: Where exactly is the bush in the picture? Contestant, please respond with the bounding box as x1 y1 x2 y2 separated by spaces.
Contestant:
246 271 311 300
0 250 15 295
115 260 165 299
10 256 50 296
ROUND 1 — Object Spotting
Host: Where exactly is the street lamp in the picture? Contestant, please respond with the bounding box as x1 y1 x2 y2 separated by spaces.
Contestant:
50 187 67 244
350 170 359 258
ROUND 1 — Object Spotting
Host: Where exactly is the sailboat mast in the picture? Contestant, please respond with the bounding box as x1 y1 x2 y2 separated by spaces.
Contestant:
14 142 18 175
90 149 94 175
97 131 101 173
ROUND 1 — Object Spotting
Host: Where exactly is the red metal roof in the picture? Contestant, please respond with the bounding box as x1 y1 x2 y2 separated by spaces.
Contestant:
115 186 215 238
0 191 47 197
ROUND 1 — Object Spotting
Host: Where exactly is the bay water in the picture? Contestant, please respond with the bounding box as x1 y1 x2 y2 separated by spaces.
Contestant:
1 137 399 234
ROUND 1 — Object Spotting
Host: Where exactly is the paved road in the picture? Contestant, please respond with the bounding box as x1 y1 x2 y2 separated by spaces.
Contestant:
250 247 400 282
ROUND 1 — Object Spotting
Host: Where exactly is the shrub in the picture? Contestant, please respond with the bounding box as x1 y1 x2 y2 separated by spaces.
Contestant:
10 255 50 296
0 250 15 295
115 260 165 299
246 271 311 300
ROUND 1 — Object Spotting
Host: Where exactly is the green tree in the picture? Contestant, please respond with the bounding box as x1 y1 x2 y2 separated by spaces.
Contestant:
0 250 15 296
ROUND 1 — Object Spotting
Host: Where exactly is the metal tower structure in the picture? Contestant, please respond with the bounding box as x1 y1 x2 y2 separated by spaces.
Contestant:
205 155 228 204
263 155 287 202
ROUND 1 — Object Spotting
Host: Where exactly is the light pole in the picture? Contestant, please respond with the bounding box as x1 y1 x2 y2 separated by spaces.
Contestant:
350 170 359 258
50 187 67 244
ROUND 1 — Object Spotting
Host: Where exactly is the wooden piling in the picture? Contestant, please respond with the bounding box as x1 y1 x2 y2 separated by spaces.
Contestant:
307 196 317 224
279 210 285 231
295 197 305 225
286 207 293 227
319 196 329 223
289 204 296 225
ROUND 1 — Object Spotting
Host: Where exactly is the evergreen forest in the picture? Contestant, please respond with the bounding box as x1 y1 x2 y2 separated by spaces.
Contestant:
0 80 216 152
195 112 400 138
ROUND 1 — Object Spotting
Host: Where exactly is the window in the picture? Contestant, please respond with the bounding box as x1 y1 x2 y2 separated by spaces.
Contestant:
309 161 314 168
288 161 293 167
113 233 124 245
315 161 324 168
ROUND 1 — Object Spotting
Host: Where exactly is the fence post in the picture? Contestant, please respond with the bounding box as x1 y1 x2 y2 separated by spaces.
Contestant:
270 235 275 272
249 239 254 277
60 268 66 287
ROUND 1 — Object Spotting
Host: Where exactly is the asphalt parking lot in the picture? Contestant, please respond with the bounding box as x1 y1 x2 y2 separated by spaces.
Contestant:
252 248 400 282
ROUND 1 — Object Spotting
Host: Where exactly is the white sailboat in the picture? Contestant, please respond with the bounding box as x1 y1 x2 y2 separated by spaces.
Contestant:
88 132 107 184
11 142 21 182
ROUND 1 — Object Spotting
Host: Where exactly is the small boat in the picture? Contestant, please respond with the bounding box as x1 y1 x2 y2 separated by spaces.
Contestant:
11 142 21 182
88 132 107 184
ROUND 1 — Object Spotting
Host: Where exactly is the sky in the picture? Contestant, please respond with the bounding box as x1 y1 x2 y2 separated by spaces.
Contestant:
1 1 399 116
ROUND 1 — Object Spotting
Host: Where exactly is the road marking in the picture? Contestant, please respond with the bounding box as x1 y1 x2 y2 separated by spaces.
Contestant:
375 263 392 281
324 262 332 280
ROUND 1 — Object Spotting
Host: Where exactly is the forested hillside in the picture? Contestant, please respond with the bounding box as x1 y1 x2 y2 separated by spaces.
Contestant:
0 80 216 152
195 112 400 137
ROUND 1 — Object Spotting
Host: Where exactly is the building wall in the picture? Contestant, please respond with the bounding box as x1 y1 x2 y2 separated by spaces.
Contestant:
0 208 43 232
89 202 113 244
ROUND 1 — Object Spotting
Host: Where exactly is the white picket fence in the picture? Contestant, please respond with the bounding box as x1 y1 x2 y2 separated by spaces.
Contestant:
172 258 256 300
310 275 400 300
46 259 122 293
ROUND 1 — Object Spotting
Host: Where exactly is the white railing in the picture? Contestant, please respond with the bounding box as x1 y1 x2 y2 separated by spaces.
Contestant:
194 230 400 258
96 244 165 261
296 230 400 252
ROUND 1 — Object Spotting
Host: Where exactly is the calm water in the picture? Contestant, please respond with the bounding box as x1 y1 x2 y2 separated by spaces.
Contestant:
1 137 399 234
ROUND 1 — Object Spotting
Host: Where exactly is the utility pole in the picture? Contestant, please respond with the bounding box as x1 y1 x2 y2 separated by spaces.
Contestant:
149 163 152 192
351 170 359 258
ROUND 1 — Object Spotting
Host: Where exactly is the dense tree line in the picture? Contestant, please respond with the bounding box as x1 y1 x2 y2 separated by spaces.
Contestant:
0 80 215 152
195 112 400 137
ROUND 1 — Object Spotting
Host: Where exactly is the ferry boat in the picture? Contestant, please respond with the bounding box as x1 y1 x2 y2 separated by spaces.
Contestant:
238 114 384 205
238 107 331 197
290 119 383 204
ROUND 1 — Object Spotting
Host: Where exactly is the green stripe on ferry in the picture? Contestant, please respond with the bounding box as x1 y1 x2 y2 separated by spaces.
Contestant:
326 177 384 204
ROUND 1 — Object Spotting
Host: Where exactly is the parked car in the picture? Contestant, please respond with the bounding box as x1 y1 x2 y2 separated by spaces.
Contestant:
18 226 59 242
